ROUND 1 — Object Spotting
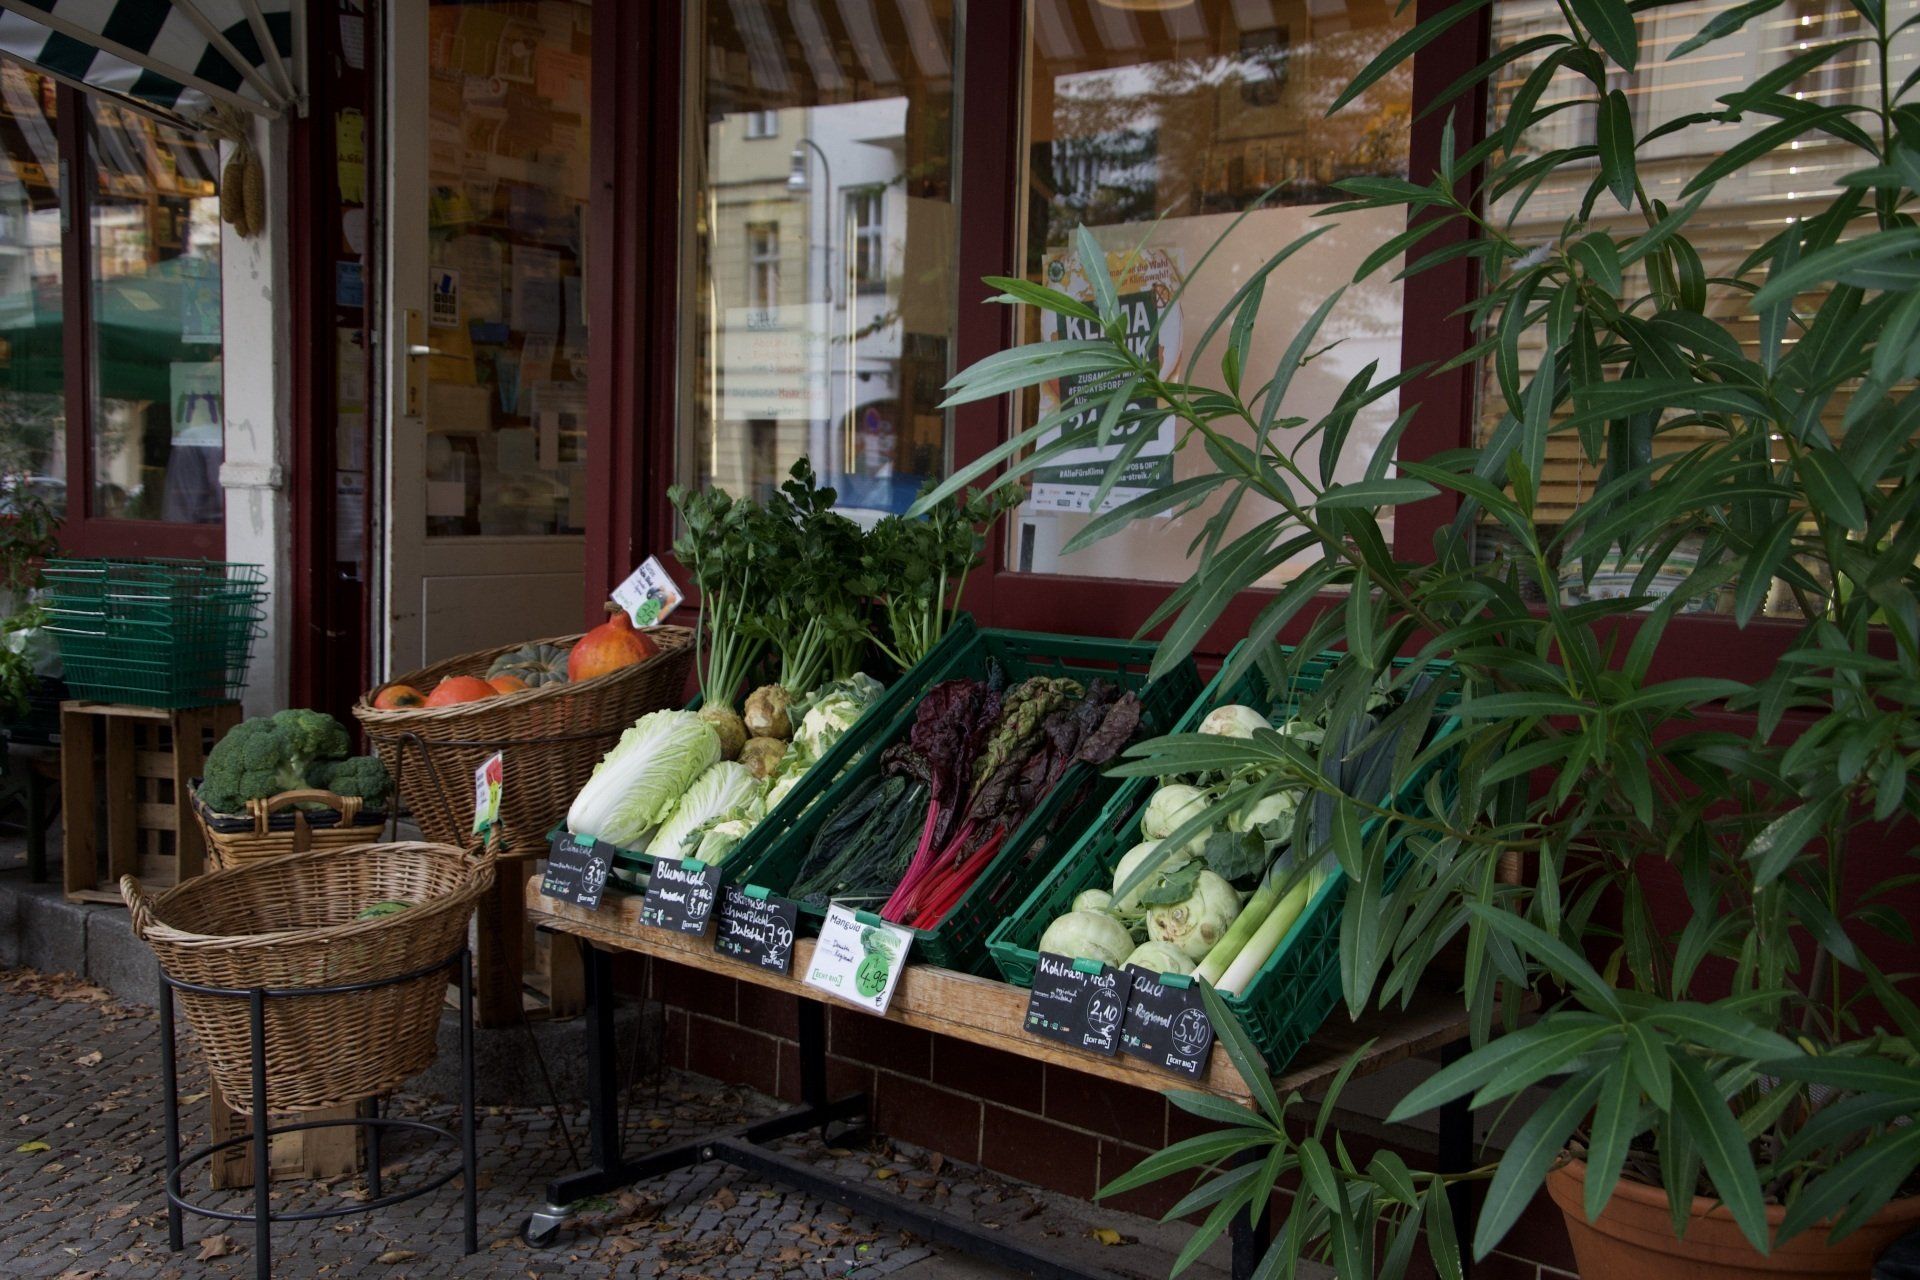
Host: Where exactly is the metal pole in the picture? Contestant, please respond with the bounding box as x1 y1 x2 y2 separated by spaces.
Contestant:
158 973 182 1252
248 987 270 1280
461 949 478 1255
584 941 622 1172
364 1095 383 1199
1438 1037 1474 1280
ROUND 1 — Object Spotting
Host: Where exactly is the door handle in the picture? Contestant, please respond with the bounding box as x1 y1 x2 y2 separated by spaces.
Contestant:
407 343 441 357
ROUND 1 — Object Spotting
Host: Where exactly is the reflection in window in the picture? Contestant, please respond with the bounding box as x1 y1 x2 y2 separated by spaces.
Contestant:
846 186 886 293
86 98 223 524
1481 0 1915 615
1011 0 1414 584
680 0 956 522
746 221 781 310
0 65 65 515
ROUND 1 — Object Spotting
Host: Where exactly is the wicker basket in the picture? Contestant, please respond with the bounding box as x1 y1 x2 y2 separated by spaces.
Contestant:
191 785 391 870
352 627 694 851
121 842 493 1114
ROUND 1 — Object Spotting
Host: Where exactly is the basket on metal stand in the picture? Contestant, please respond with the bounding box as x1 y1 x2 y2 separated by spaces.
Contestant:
122 842 492 1278
190 786 391 870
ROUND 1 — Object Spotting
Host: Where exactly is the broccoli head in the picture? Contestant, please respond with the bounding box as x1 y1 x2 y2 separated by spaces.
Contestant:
308 755 393 809
197 709 357 814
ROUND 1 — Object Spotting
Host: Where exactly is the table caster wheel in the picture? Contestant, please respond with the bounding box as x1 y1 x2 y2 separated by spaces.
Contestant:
522 1206 567 1248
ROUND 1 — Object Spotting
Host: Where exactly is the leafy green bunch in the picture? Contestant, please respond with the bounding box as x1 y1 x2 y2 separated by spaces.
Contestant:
669 481 769 714
915 0 1920 1270
864 484 1019 671
759 458 871 694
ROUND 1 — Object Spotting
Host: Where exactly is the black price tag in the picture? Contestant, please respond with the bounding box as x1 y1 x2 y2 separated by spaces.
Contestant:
714 884 799 973
541 831 611 909
1119 967 1215 1079
638 858 722 935
1023 953 1125 1057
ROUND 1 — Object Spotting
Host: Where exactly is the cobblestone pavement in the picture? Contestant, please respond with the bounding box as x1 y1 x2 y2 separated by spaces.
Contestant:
0 968 1206 1280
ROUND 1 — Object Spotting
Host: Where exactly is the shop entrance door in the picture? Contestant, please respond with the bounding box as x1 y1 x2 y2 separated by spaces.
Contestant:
376 0 594 672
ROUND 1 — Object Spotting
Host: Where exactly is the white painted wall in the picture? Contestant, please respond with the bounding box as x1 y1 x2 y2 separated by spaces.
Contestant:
217 114 293 718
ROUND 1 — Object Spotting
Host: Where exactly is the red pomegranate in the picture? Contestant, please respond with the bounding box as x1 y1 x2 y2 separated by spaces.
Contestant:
424 675 497 706
569 605 658 681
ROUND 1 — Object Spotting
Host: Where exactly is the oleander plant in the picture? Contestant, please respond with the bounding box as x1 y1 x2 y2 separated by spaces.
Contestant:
916 0 1920 1272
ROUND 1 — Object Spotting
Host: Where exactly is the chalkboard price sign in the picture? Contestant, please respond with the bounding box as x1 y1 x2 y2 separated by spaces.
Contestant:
1022 952 1124 1056
1119 967 1215 1079
541 831 611 909
638 859 722 935
713 885 799 973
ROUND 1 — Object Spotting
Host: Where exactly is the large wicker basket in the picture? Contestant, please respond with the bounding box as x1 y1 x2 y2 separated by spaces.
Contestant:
352 627 694 851
191 785 391 870
121 842 493 1114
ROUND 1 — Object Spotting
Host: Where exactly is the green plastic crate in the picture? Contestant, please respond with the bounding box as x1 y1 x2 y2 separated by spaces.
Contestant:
737 629 1201 975
582 615 981 894
984 644 1461 1070
43 558 265 709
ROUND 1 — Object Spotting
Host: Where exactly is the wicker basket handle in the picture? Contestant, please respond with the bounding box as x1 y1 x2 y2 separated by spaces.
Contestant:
247 789 365 838
121 876 155 941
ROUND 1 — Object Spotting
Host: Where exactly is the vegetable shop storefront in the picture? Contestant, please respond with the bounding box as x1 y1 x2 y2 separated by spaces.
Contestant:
10 1 1920 1278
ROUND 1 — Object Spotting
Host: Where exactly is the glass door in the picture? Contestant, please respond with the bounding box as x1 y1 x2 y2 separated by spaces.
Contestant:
379 0 592 670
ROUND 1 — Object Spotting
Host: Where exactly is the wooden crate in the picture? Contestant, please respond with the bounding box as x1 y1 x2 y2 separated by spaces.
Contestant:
206 1079 362 1190
61 701 241 902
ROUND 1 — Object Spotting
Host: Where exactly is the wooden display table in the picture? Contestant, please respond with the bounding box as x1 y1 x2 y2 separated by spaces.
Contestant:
522 878 1479 1279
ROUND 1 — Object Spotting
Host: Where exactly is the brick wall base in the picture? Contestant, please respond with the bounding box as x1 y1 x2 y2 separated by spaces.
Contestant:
625 954 1577 1280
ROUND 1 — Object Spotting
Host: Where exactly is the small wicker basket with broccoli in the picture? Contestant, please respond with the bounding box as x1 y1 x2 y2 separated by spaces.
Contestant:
191 710 393 869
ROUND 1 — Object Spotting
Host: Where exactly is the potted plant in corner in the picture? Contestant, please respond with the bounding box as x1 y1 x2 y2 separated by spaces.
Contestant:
915 0 1920 1273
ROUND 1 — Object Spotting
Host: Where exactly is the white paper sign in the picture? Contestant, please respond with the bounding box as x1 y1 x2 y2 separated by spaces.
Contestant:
430 267 461 328
611 556 683 627
802 904 912 1016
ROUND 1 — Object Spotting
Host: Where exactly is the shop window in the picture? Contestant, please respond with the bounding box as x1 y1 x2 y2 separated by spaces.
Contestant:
677 0 958 525
0 64 65 513
0 64 223 547
1006 0 1416 585
1479 0 1910 615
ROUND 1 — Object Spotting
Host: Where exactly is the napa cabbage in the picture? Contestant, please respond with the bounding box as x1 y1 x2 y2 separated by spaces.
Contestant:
566 710 721 848
648 761 763 860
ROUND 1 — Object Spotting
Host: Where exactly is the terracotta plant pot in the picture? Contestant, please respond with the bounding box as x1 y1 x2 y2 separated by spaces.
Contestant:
1546 1159 1920 1279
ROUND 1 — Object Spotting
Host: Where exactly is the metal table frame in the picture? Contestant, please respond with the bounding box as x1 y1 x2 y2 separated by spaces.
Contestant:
526 938 1476 1280
157 949 480 1280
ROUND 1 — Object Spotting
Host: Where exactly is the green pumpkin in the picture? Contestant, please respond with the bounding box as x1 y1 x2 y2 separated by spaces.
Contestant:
488 642 571 687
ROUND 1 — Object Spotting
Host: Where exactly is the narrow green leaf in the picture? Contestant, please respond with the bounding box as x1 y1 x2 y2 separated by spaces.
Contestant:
1667 1049 1769 1252
1316 477 1440 509
1330 0 1494 113
981 275 1099 323
1797 450 1867 532
1596 90 1638 209
1745 800 1829 888
1583 1060 1642 1222
1570 0 1639 69
1474 1071 1606 1258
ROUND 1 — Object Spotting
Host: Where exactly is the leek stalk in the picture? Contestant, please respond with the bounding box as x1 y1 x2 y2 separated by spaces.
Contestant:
1217 872 1319 995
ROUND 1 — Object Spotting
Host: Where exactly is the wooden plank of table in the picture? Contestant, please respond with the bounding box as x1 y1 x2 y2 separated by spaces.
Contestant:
525 878 1474 1105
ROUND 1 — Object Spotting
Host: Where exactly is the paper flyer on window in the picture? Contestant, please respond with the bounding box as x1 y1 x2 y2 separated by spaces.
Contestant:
1029 247 1183 515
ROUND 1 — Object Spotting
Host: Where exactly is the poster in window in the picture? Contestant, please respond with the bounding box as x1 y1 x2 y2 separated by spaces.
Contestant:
179 259 221 345
169 362 223 445
1029 248 1182 514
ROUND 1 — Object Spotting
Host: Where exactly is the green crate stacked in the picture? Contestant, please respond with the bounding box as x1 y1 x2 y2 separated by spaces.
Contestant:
737 629 1201 975
584 615 982 894
43 558 266 709
985 644 1461 1070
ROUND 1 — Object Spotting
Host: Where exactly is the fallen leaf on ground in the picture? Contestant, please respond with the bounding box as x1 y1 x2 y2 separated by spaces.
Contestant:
702 1186 736 1211
74 1051 102 1068
197 1234 236 1261
104 1203 139 1220
873 1168 895 1180
374 1249 418 1264
1091 1227 1126 1246
16 1141 49 1153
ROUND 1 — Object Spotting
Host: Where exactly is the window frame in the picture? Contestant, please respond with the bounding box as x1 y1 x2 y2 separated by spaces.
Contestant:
745 219 780 311
605 0 1813 688
743 109 778 139
844 184 886 295
26 78 223 560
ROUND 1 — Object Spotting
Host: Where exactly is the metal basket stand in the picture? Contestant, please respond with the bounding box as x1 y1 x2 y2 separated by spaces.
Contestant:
156 949 479 1280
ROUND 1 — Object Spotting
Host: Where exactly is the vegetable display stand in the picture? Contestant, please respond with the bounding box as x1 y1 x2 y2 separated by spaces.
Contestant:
593 614 980 894
352 625 695 853
123 842 491 1280
986 646 1462 1071
192 786 389 871
521 877 1482 1279
738 629 1200 974
61 700 241 902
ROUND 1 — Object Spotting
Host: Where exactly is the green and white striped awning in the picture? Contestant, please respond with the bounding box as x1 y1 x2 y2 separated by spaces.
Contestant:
0 0 305 125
